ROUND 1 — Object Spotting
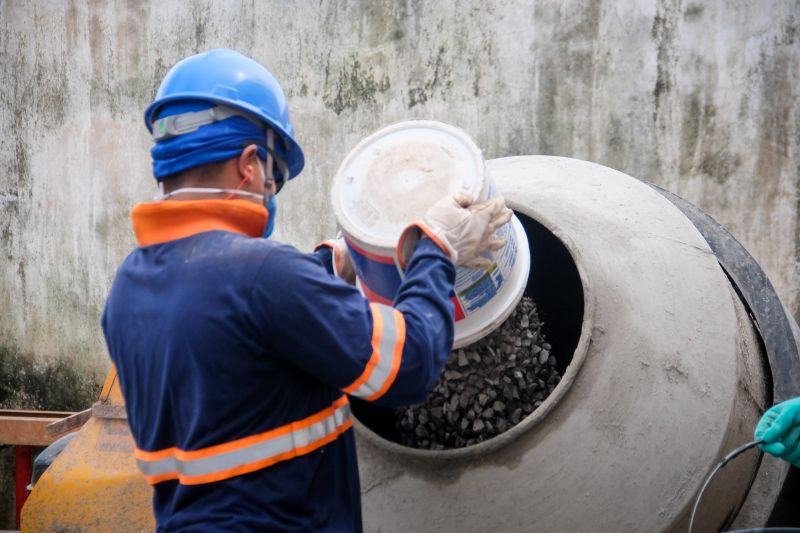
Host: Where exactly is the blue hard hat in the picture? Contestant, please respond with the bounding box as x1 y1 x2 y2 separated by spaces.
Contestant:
144 49 304 180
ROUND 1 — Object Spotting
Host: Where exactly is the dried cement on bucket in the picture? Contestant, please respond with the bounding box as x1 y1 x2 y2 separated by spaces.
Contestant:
331 120 531 347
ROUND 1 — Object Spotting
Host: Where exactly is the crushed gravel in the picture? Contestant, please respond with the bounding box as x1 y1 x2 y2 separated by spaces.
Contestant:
395 296 561 450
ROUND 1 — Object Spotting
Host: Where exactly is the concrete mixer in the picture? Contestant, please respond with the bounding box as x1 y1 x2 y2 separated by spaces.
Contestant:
21 156 800 532
352 156 800 532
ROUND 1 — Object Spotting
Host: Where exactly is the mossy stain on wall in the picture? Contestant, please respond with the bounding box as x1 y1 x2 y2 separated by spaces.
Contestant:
0 345 100 411
323 56 391 116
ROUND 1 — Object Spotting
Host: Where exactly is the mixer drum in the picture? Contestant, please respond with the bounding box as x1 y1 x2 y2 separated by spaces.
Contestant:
353 156 774 532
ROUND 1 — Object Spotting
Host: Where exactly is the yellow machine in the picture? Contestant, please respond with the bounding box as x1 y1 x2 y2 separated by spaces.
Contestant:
21 367 154 532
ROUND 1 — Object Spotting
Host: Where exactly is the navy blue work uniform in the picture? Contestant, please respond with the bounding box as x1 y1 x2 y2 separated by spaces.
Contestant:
102 199 454 532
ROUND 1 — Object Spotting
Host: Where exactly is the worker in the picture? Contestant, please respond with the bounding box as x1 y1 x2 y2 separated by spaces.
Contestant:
755 397 800 467
101 48 512 532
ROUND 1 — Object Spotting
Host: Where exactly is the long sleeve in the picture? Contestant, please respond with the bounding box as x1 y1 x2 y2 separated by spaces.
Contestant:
250 238 455 407
311 243 335 276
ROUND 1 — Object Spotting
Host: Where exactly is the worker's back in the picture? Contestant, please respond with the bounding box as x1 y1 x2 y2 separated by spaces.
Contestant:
103 224 362 532
104 47 512 533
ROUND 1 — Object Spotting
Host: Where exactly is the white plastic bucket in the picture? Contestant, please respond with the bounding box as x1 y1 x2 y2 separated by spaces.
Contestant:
331 120 531 348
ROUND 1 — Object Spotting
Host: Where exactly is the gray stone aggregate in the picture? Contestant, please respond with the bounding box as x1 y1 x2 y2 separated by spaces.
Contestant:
395 296 562 449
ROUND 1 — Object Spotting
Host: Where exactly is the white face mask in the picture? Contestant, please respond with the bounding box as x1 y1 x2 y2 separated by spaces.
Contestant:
154 186 266 202
155 156 273 203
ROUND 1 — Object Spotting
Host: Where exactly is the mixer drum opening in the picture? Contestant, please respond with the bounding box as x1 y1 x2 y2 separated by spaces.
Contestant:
350 210 585 450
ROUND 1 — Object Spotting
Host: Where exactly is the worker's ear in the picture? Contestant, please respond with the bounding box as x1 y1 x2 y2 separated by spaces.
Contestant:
237 145 260 182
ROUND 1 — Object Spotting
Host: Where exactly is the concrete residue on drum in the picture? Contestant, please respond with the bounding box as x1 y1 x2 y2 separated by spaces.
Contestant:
360 141 459 227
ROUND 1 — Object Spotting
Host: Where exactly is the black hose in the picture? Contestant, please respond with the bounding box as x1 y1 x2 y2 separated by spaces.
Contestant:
689 440 765 533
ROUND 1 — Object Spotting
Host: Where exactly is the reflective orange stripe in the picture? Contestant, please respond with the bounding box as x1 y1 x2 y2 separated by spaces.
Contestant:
342 306 384 395
176 420 354 486
142 471 180 485
342 304 406 402
365 309 405 402
135 395 351 485
134 446 179 461
136 396 347 462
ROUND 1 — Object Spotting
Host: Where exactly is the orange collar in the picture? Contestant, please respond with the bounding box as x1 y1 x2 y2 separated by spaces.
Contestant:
131 199 268 246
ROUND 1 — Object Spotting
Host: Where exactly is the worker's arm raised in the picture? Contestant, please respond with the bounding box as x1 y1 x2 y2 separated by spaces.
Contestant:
249 239 454 407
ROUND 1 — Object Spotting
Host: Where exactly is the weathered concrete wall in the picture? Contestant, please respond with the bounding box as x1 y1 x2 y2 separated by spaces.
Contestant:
2 0 799 385
0 0 797 528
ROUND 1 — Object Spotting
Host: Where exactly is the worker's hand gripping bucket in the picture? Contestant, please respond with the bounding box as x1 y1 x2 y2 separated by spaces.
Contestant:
332 121 531 348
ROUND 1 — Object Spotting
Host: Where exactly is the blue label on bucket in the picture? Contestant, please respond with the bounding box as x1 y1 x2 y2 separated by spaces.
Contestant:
457 264 505 313
453 221 517 315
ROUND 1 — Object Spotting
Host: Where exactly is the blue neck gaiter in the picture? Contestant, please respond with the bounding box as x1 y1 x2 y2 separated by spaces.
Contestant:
150 115 269 180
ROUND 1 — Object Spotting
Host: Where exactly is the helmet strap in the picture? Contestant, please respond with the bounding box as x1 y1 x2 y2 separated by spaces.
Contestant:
151 104 263 141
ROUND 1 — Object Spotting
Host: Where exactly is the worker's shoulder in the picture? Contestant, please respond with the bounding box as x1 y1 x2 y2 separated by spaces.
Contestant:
123 232 321 278
123 232 288 270
235 239 329 304
255 239 326 275
211 233 313 271
199 232 322 272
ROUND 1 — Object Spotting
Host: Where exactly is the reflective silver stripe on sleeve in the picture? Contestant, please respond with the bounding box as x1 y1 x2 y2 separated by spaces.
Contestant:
136 455 178 477
136 400 351 481
346 304 401 399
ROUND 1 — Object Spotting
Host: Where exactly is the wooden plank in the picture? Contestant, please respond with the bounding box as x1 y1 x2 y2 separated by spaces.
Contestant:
46 408 91 437
0 410 73 418
0 410 76 446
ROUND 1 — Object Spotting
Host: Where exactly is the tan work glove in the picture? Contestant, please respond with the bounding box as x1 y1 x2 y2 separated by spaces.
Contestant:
314 238 357 285
397 194 513 270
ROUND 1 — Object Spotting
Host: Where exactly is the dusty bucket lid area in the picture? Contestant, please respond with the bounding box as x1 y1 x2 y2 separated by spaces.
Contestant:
332 120 489 249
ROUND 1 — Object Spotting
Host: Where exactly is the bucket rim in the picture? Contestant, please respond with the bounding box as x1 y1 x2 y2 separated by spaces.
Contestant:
332 120 487 249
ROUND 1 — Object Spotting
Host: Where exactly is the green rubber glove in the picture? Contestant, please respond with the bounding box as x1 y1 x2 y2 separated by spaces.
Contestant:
755 397 800 467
